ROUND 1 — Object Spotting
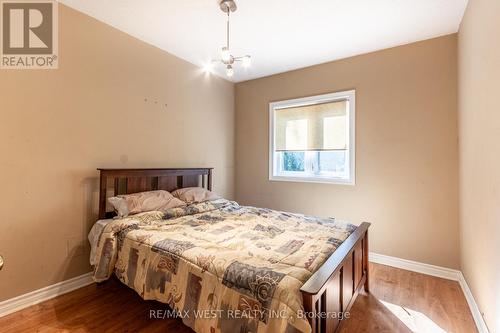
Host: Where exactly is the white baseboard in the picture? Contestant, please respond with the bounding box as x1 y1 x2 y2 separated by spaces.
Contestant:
457 272 491 333
0 272 94 318
369 252 461 280
370 252 489 333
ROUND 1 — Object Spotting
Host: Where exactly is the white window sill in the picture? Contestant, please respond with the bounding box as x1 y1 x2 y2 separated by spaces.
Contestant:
269 175 355 186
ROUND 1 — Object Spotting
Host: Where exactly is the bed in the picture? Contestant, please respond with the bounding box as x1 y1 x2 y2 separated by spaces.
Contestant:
91 168 370 333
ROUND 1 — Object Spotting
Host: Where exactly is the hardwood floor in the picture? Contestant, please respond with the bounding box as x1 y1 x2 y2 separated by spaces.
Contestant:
340 264 477 333
0 263 477 333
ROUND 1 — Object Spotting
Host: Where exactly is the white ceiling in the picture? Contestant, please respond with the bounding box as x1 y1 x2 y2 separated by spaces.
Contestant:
59 0 468 82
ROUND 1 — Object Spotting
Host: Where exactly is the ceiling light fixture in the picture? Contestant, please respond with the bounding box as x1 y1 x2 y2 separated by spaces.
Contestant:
211 0 251 77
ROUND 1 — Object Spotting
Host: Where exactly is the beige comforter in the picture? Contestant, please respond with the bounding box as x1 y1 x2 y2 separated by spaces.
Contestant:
93 199 356 333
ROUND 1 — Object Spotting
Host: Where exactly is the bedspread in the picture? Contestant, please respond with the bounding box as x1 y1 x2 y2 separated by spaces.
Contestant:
92 199 356 333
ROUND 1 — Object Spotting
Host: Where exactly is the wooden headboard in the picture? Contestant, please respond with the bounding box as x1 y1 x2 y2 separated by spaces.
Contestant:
98 168 213 219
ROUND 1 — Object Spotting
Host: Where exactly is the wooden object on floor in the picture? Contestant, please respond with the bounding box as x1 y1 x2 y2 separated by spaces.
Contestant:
301 222 370 333
97 167 371 333
98 168 213 219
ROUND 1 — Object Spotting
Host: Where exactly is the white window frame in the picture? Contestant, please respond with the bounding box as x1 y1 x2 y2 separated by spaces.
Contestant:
269 90 356 185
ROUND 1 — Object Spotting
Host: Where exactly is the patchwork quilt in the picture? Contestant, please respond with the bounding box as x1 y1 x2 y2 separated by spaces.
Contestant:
93 199 356 333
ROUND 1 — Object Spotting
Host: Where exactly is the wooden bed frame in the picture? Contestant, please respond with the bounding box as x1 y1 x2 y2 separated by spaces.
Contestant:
98 167 213 219
97 168 370 333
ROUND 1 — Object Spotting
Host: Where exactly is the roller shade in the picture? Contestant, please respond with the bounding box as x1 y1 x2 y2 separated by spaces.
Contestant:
275 100 348 151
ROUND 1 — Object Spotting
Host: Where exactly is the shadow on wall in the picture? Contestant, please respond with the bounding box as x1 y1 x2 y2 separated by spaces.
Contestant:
82 175 100 236
52 174 100 283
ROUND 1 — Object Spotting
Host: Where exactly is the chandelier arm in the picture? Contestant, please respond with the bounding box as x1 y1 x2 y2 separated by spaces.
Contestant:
226 11 230 50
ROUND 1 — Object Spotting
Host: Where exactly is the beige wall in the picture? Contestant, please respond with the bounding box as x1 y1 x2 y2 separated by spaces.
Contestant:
458 0 500 331
0 3 478 310
0 5 234 301
235 35 460 269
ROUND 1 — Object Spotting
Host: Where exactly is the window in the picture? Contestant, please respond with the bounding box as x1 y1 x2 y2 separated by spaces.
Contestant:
269 90 355 185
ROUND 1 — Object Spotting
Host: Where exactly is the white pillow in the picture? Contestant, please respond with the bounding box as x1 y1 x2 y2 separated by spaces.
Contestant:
108 190 186 217
170 187 220 204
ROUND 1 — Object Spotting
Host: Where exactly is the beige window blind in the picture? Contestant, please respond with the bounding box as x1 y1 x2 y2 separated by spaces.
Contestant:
275 100 348 151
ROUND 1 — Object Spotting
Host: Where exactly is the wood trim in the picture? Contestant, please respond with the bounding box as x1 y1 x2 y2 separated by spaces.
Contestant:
98 172 107 221
97 168 212 177
363 230 369 292
207 169 213 191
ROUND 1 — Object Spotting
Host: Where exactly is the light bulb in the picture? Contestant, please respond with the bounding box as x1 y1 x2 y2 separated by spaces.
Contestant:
203 62 214 73
226 65 234 77
242 55 251 68
221 47 231 63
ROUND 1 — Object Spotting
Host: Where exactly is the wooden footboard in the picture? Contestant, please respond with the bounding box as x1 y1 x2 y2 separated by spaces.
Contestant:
300 222 370 333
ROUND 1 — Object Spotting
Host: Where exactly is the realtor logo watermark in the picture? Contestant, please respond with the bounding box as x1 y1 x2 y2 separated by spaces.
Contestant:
1 0 58 69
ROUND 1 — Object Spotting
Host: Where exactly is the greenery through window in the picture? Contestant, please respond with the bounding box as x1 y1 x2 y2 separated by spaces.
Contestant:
283 152 305 172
